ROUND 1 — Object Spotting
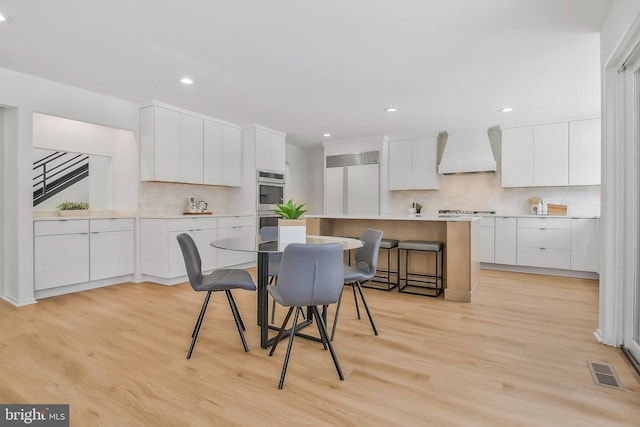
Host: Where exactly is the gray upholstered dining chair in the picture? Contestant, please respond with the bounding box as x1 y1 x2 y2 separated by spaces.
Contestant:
331 228 383 340
176 233 256 359
268 243 345 389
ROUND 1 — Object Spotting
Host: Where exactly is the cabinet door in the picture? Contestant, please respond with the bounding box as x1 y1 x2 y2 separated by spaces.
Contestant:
412 137 439 190
325 167 344 215
502 127 534 187
217 226 256 267
494 217 517 265
194 227 219 272
154 107 182 182
180 114 204 184
479 226 495 263
571 218 599 272
223 125 243 186
569 119 601 186
203 120 224 185
255 128 273 171
90 230 134 281
533 122 568 186
35 233 90 290
270 132 286 173
388 140 412 190
347 164 379 215
169 231 190 278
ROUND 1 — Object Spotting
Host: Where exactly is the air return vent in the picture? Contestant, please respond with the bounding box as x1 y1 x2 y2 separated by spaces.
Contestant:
587 361 624 390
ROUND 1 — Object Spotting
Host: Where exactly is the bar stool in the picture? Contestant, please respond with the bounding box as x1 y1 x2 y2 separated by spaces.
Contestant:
398 240 444 297
364 238 399 291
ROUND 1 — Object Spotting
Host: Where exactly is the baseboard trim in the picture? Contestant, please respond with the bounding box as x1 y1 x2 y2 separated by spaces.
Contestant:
480 263 599 280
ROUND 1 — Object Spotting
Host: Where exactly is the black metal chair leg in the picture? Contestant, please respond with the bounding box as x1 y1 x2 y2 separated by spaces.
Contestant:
312 306 344 381
312 305 328 350
269 307 295 356
225 290 249 352
351 284 361 319
355 281 378 335
278 307 301 389
330 290 343 341
187 291 212 359
227 291 245 331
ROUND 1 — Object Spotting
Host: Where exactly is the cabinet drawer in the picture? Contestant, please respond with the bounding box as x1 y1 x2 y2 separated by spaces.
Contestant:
517 228 570 249
478 216 495 227
90 218 134 233
218 215 255 228
34 220 89 236
517 247 570 269
517 217 570 230
168 217 218 231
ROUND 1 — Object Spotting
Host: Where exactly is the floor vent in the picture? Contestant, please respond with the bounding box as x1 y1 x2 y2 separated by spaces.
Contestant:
587 361 625 390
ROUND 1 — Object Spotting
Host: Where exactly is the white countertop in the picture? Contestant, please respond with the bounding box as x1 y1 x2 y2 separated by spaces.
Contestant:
305 214 481 222
33 212 255 220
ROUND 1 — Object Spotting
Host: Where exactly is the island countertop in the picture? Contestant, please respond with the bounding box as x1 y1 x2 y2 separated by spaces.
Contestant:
306 215 479 303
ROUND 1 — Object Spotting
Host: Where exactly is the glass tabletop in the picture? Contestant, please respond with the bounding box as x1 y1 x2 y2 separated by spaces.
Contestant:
211 234 363 253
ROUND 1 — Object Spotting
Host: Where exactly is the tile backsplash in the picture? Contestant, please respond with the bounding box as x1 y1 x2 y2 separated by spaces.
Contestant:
388 172 600 217
138 182 241 215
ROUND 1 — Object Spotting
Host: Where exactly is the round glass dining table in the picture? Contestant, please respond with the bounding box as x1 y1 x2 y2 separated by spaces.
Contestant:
212 234 363 349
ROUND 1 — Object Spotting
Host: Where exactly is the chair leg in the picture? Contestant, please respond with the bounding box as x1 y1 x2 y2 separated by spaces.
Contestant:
227 291 245 331
351 284 361 319
278 307 301 389
312 306 344 381
269 307 295 356
225 290 249 352
355 281 378 336
312 306 328 350
187 291 212 359
330 290 344 341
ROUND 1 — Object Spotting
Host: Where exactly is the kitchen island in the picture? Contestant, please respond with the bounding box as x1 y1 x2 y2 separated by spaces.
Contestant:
306 214 480 302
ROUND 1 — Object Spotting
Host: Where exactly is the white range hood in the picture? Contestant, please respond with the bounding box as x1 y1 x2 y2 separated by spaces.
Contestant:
437 129 497 174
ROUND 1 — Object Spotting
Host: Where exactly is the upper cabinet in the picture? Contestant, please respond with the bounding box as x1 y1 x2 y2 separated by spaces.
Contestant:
569 119 601 186
140 103 242 186
388 137 439 190
244 125 286 173
502 119 599 188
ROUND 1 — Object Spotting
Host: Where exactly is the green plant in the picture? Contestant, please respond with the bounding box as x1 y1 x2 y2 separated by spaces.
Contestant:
274 199 307 219
56 201 90 210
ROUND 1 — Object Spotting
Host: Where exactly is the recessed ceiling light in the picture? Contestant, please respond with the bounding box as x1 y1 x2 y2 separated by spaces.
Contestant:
179 77 194 85
322 133 331 138
0 13 8 22
384 106 398 113
499 107 513 113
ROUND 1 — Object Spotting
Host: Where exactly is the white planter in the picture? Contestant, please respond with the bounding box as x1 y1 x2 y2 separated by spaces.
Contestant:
278 219 306 250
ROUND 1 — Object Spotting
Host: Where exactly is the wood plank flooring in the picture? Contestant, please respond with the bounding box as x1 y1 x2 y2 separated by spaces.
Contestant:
1 269 639 426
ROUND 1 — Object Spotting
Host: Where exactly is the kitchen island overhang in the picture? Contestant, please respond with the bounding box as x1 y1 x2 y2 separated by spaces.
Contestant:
305 215 480 302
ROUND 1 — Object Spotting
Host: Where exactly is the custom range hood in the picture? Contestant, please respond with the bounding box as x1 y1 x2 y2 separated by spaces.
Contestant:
437 128 497 174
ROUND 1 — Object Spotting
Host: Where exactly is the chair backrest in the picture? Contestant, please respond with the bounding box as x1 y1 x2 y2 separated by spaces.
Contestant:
353 229 384 278
276 243 344 307
176 233 203 290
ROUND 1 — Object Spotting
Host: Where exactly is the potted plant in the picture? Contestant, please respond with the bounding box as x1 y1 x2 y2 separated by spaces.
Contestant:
57 201 90 216
415 203 423 215
274 200 308 246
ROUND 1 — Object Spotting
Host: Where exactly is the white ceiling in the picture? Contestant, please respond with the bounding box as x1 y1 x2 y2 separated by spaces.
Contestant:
0 0 611 147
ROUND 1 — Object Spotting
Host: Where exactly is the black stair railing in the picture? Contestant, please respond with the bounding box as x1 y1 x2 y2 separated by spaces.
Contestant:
33 151 90 207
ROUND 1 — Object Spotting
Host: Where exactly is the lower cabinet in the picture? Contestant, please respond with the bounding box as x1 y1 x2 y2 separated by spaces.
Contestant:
517 217 571 270
571 218 599 273
478 217 495 263
495 217 517 265
34 218 134 291
217 216 256 267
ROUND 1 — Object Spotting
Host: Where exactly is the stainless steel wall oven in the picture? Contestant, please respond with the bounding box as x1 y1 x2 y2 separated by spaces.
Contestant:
257 170 285 212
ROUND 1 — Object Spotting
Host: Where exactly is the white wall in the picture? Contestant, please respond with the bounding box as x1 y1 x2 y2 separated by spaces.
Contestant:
0 66 139 306
285 144 314 212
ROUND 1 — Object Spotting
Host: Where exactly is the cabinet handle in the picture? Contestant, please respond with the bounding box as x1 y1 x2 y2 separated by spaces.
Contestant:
540 247 546 250
540 228 546 230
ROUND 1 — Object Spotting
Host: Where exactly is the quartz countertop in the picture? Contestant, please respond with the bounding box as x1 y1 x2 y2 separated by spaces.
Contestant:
305 214 481 222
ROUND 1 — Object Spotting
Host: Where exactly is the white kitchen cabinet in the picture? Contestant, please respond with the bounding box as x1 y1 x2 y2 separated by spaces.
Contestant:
494 217 517 265
180 113 204 184
89 219 135 281
203 120 242 187
217 216 256 267
533 122 568 187
324 166 345 216
347 164 380 215
250 126 286 173
141 106 182 182
140 217 219 280
517 217 571 269
571 218 599 272
569 119 601 186
478 216 495 263
502 127 534 187
34 220 90 290
388 137 439 190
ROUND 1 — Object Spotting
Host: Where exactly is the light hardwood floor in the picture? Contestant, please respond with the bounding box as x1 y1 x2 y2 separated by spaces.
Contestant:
1 269 639 426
